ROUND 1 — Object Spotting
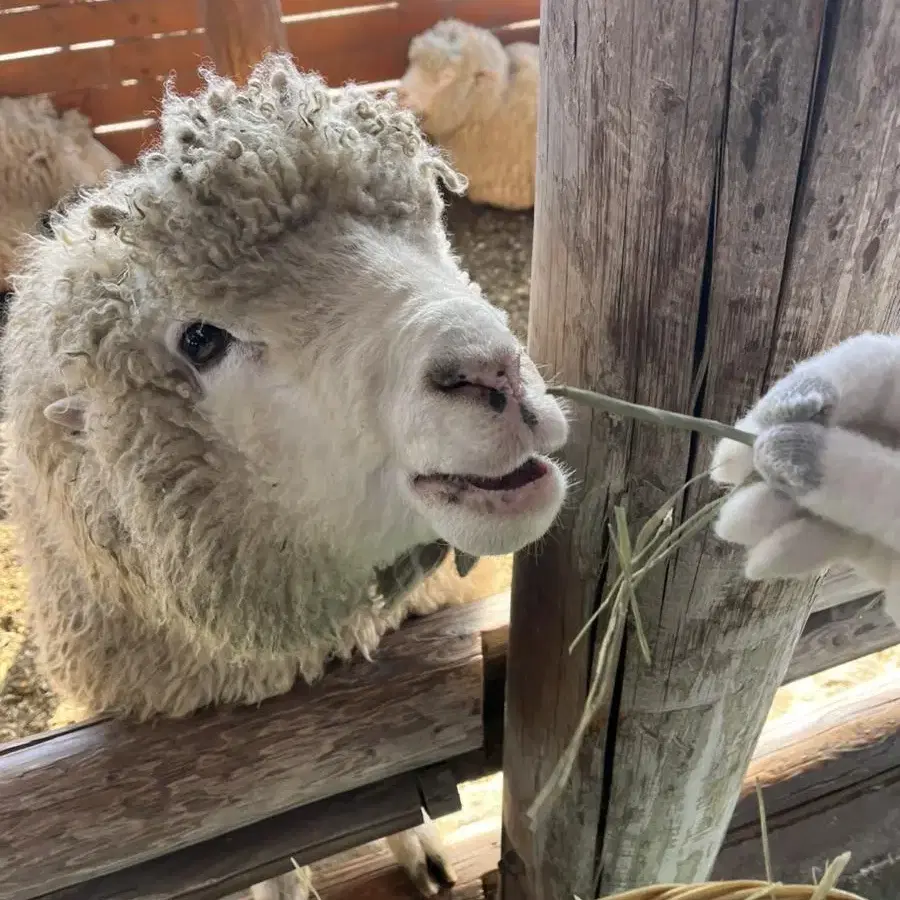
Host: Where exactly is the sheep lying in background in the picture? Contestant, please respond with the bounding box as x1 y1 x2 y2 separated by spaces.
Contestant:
1 56 569 899
0 95 121 300
396 19 538 211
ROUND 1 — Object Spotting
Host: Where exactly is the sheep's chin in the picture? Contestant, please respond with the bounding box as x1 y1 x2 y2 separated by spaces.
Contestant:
408 455 567 557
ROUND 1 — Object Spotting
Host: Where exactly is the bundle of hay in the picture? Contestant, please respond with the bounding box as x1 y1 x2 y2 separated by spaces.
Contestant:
604 885 864 899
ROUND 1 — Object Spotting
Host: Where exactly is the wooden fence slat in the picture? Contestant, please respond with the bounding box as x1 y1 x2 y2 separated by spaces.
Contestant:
0 32 210 97
200 0 288 83
0 0 59 11
33 767 461 900
813 565 881 612
0 0 202 57
1 0 541 101
714 672 900 882
473 588 900 703
95 124 162 161
0 11 396 98
1 585 893 899
306 673 900 897
313 816 502 900
787 593 899 683
0 597 503 900
53 75 205 129
41 21 539 163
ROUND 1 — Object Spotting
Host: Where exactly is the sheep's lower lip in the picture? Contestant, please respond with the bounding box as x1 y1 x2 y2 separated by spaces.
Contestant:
413 457 550 497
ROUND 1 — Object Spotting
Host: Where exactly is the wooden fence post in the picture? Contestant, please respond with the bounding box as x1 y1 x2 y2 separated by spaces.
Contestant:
199 0 289 82
501 1 900 898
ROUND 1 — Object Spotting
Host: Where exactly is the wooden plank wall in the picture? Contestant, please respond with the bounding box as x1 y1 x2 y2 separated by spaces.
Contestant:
0 0 541 162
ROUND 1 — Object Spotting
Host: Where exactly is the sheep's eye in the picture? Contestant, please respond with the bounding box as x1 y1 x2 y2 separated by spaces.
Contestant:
179 322 232 368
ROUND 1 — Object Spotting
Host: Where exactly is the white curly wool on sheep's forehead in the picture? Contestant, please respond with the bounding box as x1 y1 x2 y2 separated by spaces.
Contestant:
87 55 464 279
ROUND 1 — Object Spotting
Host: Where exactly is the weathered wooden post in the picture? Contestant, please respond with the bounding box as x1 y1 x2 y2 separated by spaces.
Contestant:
501 0 900 898
199 0 289 82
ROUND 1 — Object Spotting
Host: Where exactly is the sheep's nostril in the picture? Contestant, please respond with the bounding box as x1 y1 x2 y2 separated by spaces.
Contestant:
488 388 507 413
520 402 538 429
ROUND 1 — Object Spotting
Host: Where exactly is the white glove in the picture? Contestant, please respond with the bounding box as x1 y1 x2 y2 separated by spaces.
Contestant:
710 332 900 620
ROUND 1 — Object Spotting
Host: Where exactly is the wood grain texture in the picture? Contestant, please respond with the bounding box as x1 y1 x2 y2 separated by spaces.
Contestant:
306 674 900 900
1 0 539 102
0 31 210 97
0 0 59 10
0 0 203 56
502 0 900 897
765 0 900 376
0 598 503 900
813 565 882 612
199 0 288 83
714 673 900 881
786 593 899 683
313 813 502 900
33 769 440 900
54 76 206 130
2 0 539 165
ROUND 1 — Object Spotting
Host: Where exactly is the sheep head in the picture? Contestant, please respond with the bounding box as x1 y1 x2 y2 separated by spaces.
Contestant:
397 19 510 138
5 55 568 657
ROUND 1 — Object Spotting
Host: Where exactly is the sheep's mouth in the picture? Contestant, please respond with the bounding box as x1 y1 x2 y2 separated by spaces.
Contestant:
414 457 549 494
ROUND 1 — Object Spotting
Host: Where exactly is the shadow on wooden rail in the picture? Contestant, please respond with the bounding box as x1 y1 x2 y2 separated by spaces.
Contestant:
311 669 900 899
0 595 508 900
0 581 895 900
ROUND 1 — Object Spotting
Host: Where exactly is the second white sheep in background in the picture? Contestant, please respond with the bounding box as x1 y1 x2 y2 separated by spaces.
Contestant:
0 95 121 297
396 19 538 211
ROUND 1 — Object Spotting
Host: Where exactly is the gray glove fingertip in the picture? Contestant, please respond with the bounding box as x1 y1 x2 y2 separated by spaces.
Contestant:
753 422 826 498
755 372 838 428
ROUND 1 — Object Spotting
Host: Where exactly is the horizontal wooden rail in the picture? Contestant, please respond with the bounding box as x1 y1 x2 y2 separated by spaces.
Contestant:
0 0 539 94
33 765 466 900
1 575 889 899
0 596 508 900
309 672 900 898
0 0 201 55
812 564 882 612
714 671 900 882
0 0 539 56
0 0 540 163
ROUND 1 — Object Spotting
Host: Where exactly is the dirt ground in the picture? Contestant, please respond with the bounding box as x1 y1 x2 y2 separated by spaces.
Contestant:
0 523 86 742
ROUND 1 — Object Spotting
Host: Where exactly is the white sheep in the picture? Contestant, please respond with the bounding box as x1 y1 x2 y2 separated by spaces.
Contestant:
1 56 570 899
396 19 538 211
0 95 121 296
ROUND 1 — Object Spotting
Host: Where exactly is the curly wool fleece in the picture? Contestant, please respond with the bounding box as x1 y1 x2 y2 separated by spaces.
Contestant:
0 56 478 721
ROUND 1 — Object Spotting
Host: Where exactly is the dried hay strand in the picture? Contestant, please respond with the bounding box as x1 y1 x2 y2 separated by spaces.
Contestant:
526 385 755 829
596 842 864 898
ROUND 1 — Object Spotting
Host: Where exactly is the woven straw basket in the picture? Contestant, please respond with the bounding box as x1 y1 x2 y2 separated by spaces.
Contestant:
603 882 866 899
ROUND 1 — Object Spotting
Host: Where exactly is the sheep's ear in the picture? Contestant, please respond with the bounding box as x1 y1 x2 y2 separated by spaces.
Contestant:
43 396 87 431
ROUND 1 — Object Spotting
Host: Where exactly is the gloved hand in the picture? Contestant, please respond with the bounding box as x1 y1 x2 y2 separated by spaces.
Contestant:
710 332 900 620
